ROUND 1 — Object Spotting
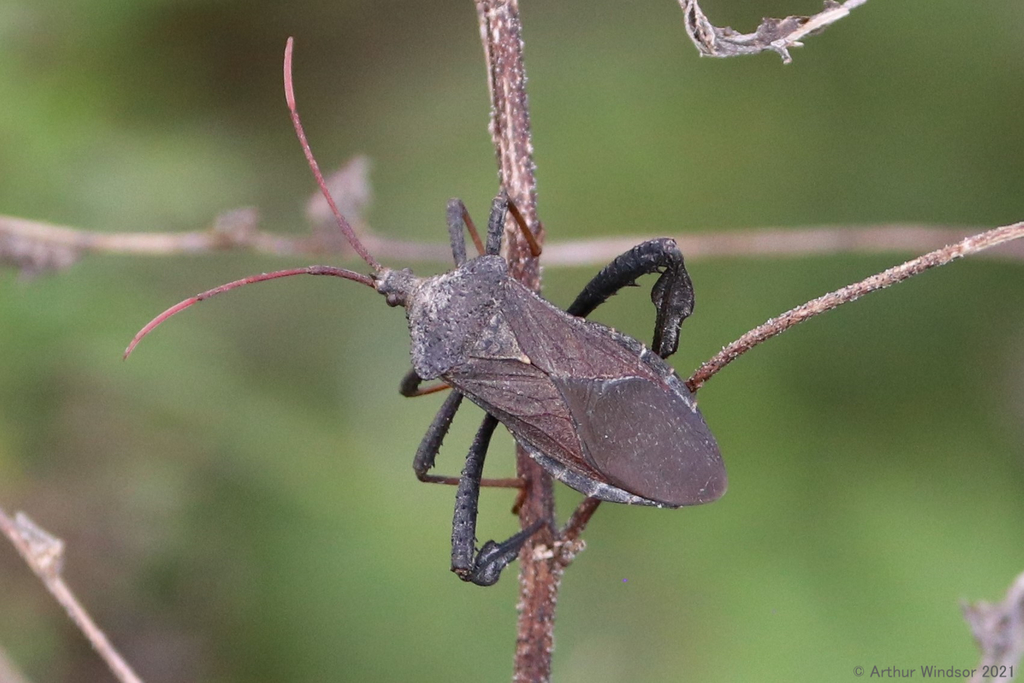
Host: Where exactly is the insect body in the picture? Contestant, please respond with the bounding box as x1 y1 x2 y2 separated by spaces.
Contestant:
126 39 725 587
383 241 724 509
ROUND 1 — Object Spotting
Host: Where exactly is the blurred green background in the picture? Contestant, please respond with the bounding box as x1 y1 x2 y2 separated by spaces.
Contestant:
1 1 1023 681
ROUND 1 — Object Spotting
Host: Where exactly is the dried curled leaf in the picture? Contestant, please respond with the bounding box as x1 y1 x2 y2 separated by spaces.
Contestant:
679 0 868 63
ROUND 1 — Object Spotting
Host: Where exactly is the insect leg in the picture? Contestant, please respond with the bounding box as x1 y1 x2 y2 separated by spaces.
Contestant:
399 368 449 397
404 370 522 488
447 199 485 260
413 390 464 481
567 238 694 359
484 191 508 256
506 198 542 257
482 190 542 258
450 413 542 586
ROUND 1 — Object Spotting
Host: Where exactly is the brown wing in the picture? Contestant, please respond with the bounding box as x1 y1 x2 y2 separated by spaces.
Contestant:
444 356 601 482
445 279 726 507
499 279 662 383
555 376 725 506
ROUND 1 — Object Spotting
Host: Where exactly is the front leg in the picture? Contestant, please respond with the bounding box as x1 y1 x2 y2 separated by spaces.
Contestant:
567 238 694 359
403 369 521 489
412 390 465 483
399 367 450 398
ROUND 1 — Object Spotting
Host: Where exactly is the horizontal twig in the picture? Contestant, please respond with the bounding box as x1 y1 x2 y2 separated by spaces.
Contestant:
545 224 1024 265
5 212 1024 279
0 157 383 276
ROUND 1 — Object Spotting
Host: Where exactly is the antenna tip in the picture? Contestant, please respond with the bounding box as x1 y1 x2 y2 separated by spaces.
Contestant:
284 37 296 110
123 334 143 360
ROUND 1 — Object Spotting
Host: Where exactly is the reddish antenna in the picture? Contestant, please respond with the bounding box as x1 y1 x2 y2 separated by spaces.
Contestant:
284 37 381 272
123 265 374 358
124 38 384 359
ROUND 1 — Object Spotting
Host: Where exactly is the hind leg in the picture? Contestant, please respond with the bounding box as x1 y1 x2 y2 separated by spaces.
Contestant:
567 238 695 360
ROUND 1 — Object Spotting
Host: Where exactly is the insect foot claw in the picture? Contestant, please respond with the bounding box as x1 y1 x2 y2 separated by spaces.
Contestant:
456 522 543 586
465 540 510 586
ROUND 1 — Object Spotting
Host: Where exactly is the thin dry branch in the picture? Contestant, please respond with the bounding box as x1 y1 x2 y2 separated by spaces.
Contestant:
473 2 561 681
0 209 270 267
687 221 1024 392
6 145 1024 275
0 646 32 683
6 211 1024 279
964 570 1024 683
546 224 1024 265
0 156 385 276
0 507 145 683
679 0 868 63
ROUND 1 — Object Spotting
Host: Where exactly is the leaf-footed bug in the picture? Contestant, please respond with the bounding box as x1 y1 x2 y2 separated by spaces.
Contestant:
125 39 725 586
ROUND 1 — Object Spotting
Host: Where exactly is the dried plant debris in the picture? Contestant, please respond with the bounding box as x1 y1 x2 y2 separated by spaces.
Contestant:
305 155 373 239
678 0 868 63
0 218 81 277
962 571 1024 680
211 207 260 245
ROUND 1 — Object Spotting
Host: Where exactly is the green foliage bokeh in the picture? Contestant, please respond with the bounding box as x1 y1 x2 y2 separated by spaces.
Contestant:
1 1 1023 681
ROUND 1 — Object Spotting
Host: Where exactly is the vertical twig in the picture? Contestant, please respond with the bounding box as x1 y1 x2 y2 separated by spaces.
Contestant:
474 2 559 681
